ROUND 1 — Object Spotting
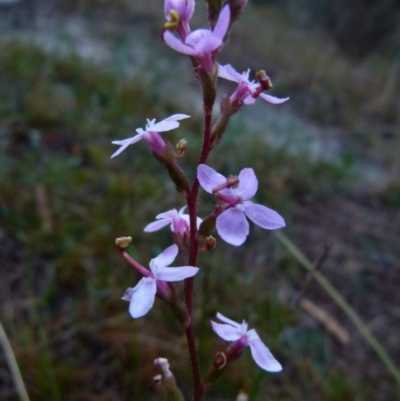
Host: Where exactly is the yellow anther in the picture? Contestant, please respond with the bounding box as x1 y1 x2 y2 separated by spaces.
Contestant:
164 10 180 30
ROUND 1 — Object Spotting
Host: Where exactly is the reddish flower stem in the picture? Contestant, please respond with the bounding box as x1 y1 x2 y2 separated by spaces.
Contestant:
184 105 214 401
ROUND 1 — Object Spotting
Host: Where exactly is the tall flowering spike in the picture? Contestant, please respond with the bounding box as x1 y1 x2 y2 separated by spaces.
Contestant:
122 244 199 318
163 5 230 72
144 206 202 236
218 64 289 110
197 164 285 246
111 114 190 158
211 312 282 372
164 0 195 38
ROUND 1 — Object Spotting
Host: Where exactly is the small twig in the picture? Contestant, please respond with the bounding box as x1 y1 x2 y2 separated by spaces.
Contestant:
293 241 331 306
0 317 31 401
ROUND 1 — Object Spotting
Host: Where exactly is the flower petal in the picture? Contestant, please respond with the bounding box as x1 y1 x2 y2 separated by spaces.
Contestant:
156 209 179 220
218 64 241 83
163 30 197 55
126 277 157 318
243 95 256 105
211 320 242 341
121 287 135 302
216 208 249 246
248 330 282 372
144 219 171 232
243 202 285 230
213 5 230 40
150 114 190 132
215 312 241 328
156 265 199 281
259 93 289 105
237 168 258 200
197 164 227 194
163 113 191 122
151 244 178 269
111 133 144 158
185 31 222 54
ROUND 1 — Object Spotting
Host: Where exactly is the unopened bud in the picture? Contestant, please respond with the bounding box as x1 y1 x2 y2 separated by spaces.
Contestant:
213 351 227 369
115 236 132 248
198 214 216 238
205 236 216 250
176 139 187 158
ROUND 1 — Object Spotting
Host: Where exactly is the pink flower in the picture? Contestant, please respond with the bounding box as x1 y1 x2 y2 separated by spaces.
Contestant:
111 114 190 158
122 244 199 318
211 312 282 372
197 164 285 246
163 5 230 72
218 64 289 108
164 0 195 38
144 206 202 236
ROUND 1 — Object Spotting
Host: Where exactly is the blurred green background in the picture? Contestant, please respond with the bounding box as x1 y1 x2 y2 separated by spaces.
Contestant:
0 0 399 400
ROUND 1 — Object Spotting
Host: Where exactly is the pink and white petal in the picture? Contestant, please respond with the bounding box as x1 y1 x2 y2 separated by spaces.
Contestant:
111 133 144 158
243 95 257 105
128 277 157 318
156 209 179 220
237 168 258 200
163 30 197 55
148 121 179 132
216 208 249 246
156 265 199 281
197 164 227 194
248 332 282 372
243 202 285 230
172 218 188 234
163 114 191 122
121 287 135 302
218 64 237 82
213 5 230 40
211 320 242 341
186 0 195 19
216 312 241 328
151 244 178 268
217 64 242 83
259 93 289 105
178 205 187 214
144 219 171 232
194 34 223 54
180 214 203 228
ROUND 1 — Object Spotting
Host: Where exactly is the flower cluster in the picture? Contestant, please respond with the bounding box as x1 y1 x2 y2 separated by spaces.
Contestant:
111 0 288 397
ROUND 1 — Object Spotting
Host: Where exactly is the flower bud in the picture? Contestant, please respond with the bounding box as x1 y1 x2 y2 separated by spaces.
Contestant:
213 351 227 369
205 236 216 250
176 138 187 158
226 0 249 25
154 358 185 401
198 214 216 238
115 236 132 248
